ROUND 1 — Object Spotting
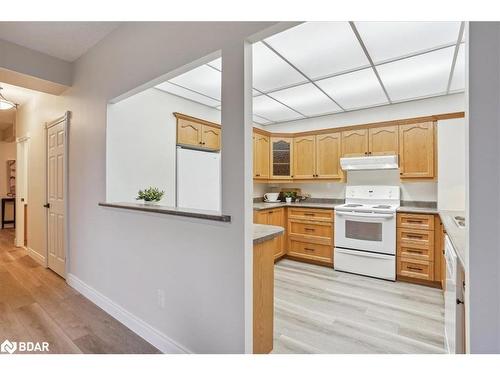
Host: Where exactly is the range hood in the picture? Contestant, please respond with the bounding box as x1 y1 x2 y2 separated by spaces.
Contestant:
340 155 399 171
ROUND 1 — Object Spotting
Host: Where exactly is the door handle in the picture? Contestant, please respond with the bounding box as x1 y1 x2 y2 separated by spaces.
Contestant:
43 203 50 208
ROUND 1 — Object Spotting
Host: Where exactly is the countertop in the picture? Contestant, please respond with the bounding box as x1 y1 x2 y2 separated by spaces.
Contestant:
253 224 284 244
253 201 339 211
439 210 466 268
396 206 439 214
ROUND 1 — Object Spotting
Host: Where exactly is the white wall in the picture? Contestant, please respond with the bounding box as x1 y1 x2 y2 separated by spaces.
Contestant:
263 93 465 133
467 22 500 353
438 118 466 210
14 21 276 354
107 88 220 206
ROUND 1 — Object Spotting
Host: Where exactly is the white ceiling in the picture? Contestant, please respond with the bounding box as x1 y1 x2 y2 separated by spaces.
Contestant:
0 22 120 62
154 21 465 126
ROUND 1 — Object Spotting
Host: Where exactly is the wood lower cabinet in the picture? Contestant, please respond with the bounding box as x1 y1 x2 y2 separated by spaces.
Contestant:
399 122 435 179
253 208 286 260
253 236 276 354
254 132 270 180
396 213 443 287
287 208 334 266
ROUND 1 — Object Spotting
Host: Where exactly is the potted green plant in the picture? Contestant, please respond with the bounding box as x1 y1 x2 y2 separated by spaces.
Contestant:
136 187 165 205
283 191 296 204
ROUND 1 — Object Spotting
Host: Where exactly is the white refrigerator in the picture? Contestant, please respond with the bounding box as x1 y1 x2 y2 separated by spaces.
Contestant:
176 147 221 212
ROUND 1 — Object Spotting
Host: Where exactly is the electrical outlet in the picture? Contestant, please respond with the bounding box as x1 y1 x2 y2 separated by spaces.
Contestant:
157 289 165 309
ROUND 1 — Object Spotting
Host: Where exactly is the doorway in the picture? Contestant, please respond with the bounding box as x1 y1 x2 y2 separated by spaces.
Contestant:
15 136 29 248
45 112 70 278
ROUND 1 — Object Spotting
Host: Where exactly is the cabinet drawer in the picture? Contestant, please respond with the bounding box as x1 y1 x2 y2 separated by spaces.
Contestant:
398 258 434 280
397 242 434 262
397 213 435 231
398 228 434 250
288 208 333 222
288 240 333 264
289 219 333 239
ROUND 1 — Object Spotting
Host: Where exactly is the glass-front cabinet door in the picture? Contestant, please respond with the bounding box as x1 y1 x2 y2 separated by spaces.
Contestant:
271 137 293 179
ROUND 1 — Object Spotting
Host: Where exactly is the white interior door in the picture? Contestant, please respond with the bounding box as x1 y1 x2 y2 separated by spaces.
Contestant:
46 113 69 278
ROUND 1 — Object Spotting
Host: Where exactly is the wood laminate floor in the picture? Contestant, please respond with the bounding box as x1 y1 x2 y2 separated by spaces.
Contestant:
0 229 160 354
273 259 446 354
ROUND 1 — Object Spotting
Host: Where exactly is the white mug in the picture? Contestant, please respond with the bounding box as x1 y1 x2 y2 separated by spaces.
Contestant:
264 192 280 202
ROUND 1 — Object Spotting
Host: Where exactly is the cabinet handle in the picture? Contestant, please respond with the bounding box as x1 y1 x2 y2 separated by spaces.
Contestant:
304 228 315 231
304 213 315 216
407 219 423 224
304 248 315 252
255 174 260 177
407 266 423 271
407 234 423 239
406 249 423 254
268 211 274 214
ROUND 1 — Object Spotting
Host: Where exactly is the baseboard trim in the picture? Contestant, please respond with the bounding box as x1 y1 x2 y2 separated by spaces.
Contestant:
27 247 46 266
67 273 191 354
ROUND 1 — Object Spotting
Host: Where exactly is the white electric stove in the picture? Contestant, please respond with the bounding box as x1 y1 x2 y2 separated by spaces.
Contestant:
334 186 400 281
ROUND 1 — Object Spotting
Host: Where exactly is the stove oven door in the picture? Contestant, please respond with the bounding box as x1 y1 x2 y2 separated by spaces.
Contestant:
334 211 396 255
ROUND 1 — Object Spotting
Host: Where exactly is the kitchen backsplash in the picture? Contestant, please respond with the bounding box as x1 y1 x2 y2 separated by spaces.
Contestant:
253 170 437 202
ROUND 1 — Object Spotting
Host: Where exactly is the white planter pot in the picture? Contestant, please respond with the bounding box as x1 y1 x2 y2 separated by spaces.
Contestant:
143 200 160 205
285 197 292 203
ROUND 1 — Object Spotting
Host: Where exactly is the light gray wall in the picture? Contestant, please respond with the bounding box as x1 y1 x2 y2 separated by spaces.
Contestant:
468 22 500 353
15 21 276 353
106 88 221 206
0 38 72 90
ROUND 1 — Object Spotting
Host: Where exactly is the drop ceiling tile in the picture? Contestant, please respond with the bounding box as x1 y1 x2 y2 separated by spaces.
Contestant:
253 41 306 92
356 22 461 63
316 68 388 110
377 46 455 101
169 64 221 100
253 114 273 125
155 82 220 107
449 44 465 92
207 58 222 71
265 22 369 79
253 95 304 122
268 83 342 116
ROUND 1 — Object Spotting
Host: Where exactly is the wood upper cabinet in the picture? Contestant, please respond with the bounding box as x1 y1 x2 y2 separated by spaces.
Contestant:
342 129 368 157
315 132 342 179
399 122 435 178
254 132 270 179
202 126 221 150
293 135 316 179
174 112 221 151
271 137 293 179
368 125 399 156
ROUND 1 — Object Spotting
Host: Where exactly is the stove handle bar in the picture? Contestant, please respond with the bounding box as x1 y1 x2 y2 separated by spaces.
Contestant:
335 211 394 220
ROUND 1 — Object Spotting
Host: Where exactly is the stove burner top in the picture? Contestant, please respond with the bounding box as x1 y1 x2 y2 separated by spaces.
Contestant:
344 204 363 207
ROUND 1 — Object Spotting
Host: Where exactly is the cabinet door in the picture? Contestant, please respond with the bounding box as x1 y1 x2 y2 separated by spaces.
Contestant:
267 208 285 258
201 125 221 150
177 119 202 147
253 210 269 225
254 133 270 179
369 126 398 156
342 129 368 157
399 122 435 178
315 132 342 179
293 135 315 179
271 137 293 179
